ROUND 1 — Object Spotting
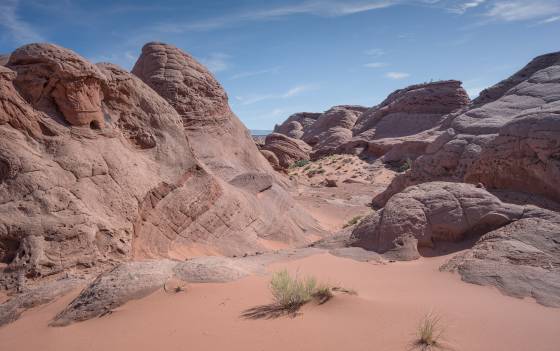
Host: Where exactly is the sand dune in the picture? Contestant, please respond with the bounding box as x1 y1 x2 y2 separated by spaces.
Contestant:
1 253 558 351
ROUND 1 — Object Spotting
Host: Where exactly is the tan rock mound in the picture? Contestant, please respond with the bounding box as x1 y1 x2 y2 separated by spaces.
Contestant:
262 133 311 168
273 112 322 139
352 182 523 254
132 42 272 181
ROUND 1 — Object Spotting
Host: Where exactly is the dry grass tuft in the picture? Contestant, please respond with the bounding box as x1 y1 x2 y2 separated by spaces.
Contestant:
414 312 445 350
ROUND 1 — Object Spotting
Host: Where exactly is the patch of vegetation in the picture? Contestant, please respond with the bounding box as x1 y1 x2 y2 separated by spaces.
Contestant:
242 272 356 319
414 312 445 350
270 270 317 309
343 215 363 228
290 159 310 168
397 158 413 173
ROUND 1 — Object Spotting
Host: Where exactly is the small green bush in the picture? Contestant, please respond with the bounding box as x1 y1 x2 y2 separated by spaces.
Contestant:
270 270 317 309
397 158 413 173
290 159 310 168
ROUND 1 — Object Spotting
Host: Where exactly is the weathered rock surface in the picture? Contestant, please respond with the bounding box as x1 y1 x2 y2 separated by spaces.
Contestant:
132 42 273 181
353 181 560 306
341 80 470 159
274 112 322 139
442 217 560 307
8 44 107 128
374 52 560 207
352 182 523 254
0 42 322 299
301 106 362 158
51 256 259 326
0 277 82 327
262 133 311 168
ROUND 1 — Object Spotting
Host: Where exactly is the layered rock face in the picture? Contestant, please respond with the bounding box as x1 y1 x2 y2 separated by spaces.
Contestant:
375 51 560 206
0 43 321 292
343 80 470 159
261 133 311 168
132 42 273 181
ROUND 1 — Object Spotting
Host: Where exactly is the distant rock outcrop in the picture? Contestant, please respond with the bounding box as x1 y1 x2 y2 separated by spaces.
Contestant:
374 52 560 207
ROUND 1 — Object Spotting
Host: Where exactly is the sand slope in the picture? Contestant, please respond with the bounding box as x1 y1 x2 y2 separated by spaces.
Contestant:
1 253 559 351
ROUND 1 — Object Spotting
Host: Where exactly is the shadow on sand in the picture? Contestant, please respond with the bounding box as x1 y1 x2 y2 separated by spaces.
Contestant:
240 303 302 320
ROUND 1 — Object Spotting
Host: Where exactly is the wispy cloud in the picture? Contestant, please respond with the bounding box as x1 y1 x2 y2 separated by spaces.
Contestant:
483 1 560 22
230 67 281 80
235 84 319 105
448 0 486 14
385 71 410 79
364 48 387 57
0 0 44 44
155 1 397 32
364 62 389 68
200 53 231 73
539 15 560 24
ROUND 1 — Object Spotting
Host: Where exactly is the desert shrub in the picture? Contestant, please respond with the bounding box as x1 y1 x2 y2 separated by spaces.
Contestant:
290 159 310 168
415 312 444 350
270 270 317 309
343 215 363 228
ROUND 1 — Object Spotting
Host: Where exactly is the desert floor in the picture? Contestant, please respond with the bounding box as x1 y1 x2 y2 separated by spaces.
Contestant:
1 252 560 351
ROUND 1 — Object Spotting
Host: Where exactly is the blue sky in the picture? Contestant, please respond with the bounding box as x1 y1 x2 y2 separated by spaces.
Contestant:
1 1 559 129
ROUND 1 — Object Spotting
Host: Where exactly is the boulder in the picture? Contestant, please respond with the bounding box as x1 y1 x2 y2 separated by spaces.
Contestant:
262 133 311 168
352 182 523 254
273 112 322 139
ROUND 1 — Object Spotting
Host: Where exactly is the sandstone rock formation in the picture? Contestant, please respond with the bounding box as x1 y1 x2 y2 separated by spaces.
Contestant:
0 42 322 299
342 80 470 159
374 52 560 207
132 42 273 181
352 182 560 306
442 216 560 307
262 133 311 168
51 256 260 326
272 82 469 162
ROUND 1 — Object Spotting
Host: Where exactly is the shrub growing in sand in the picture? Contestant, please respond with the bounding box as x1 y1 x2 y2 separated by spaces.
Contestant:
269 270 341 310
415 312 444 350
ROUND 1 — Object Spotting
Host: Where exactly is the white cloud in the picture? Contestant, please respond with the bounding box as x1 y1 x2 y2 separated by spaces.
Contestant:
0 0 44 44
155 1 397 32
385 71 410 79
484 1 560 22
364 62 389 68
200 53 231 73
365 48 386 57
449 0 486 14
539 15 560 24
235 84 319 105
230 67 281 80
